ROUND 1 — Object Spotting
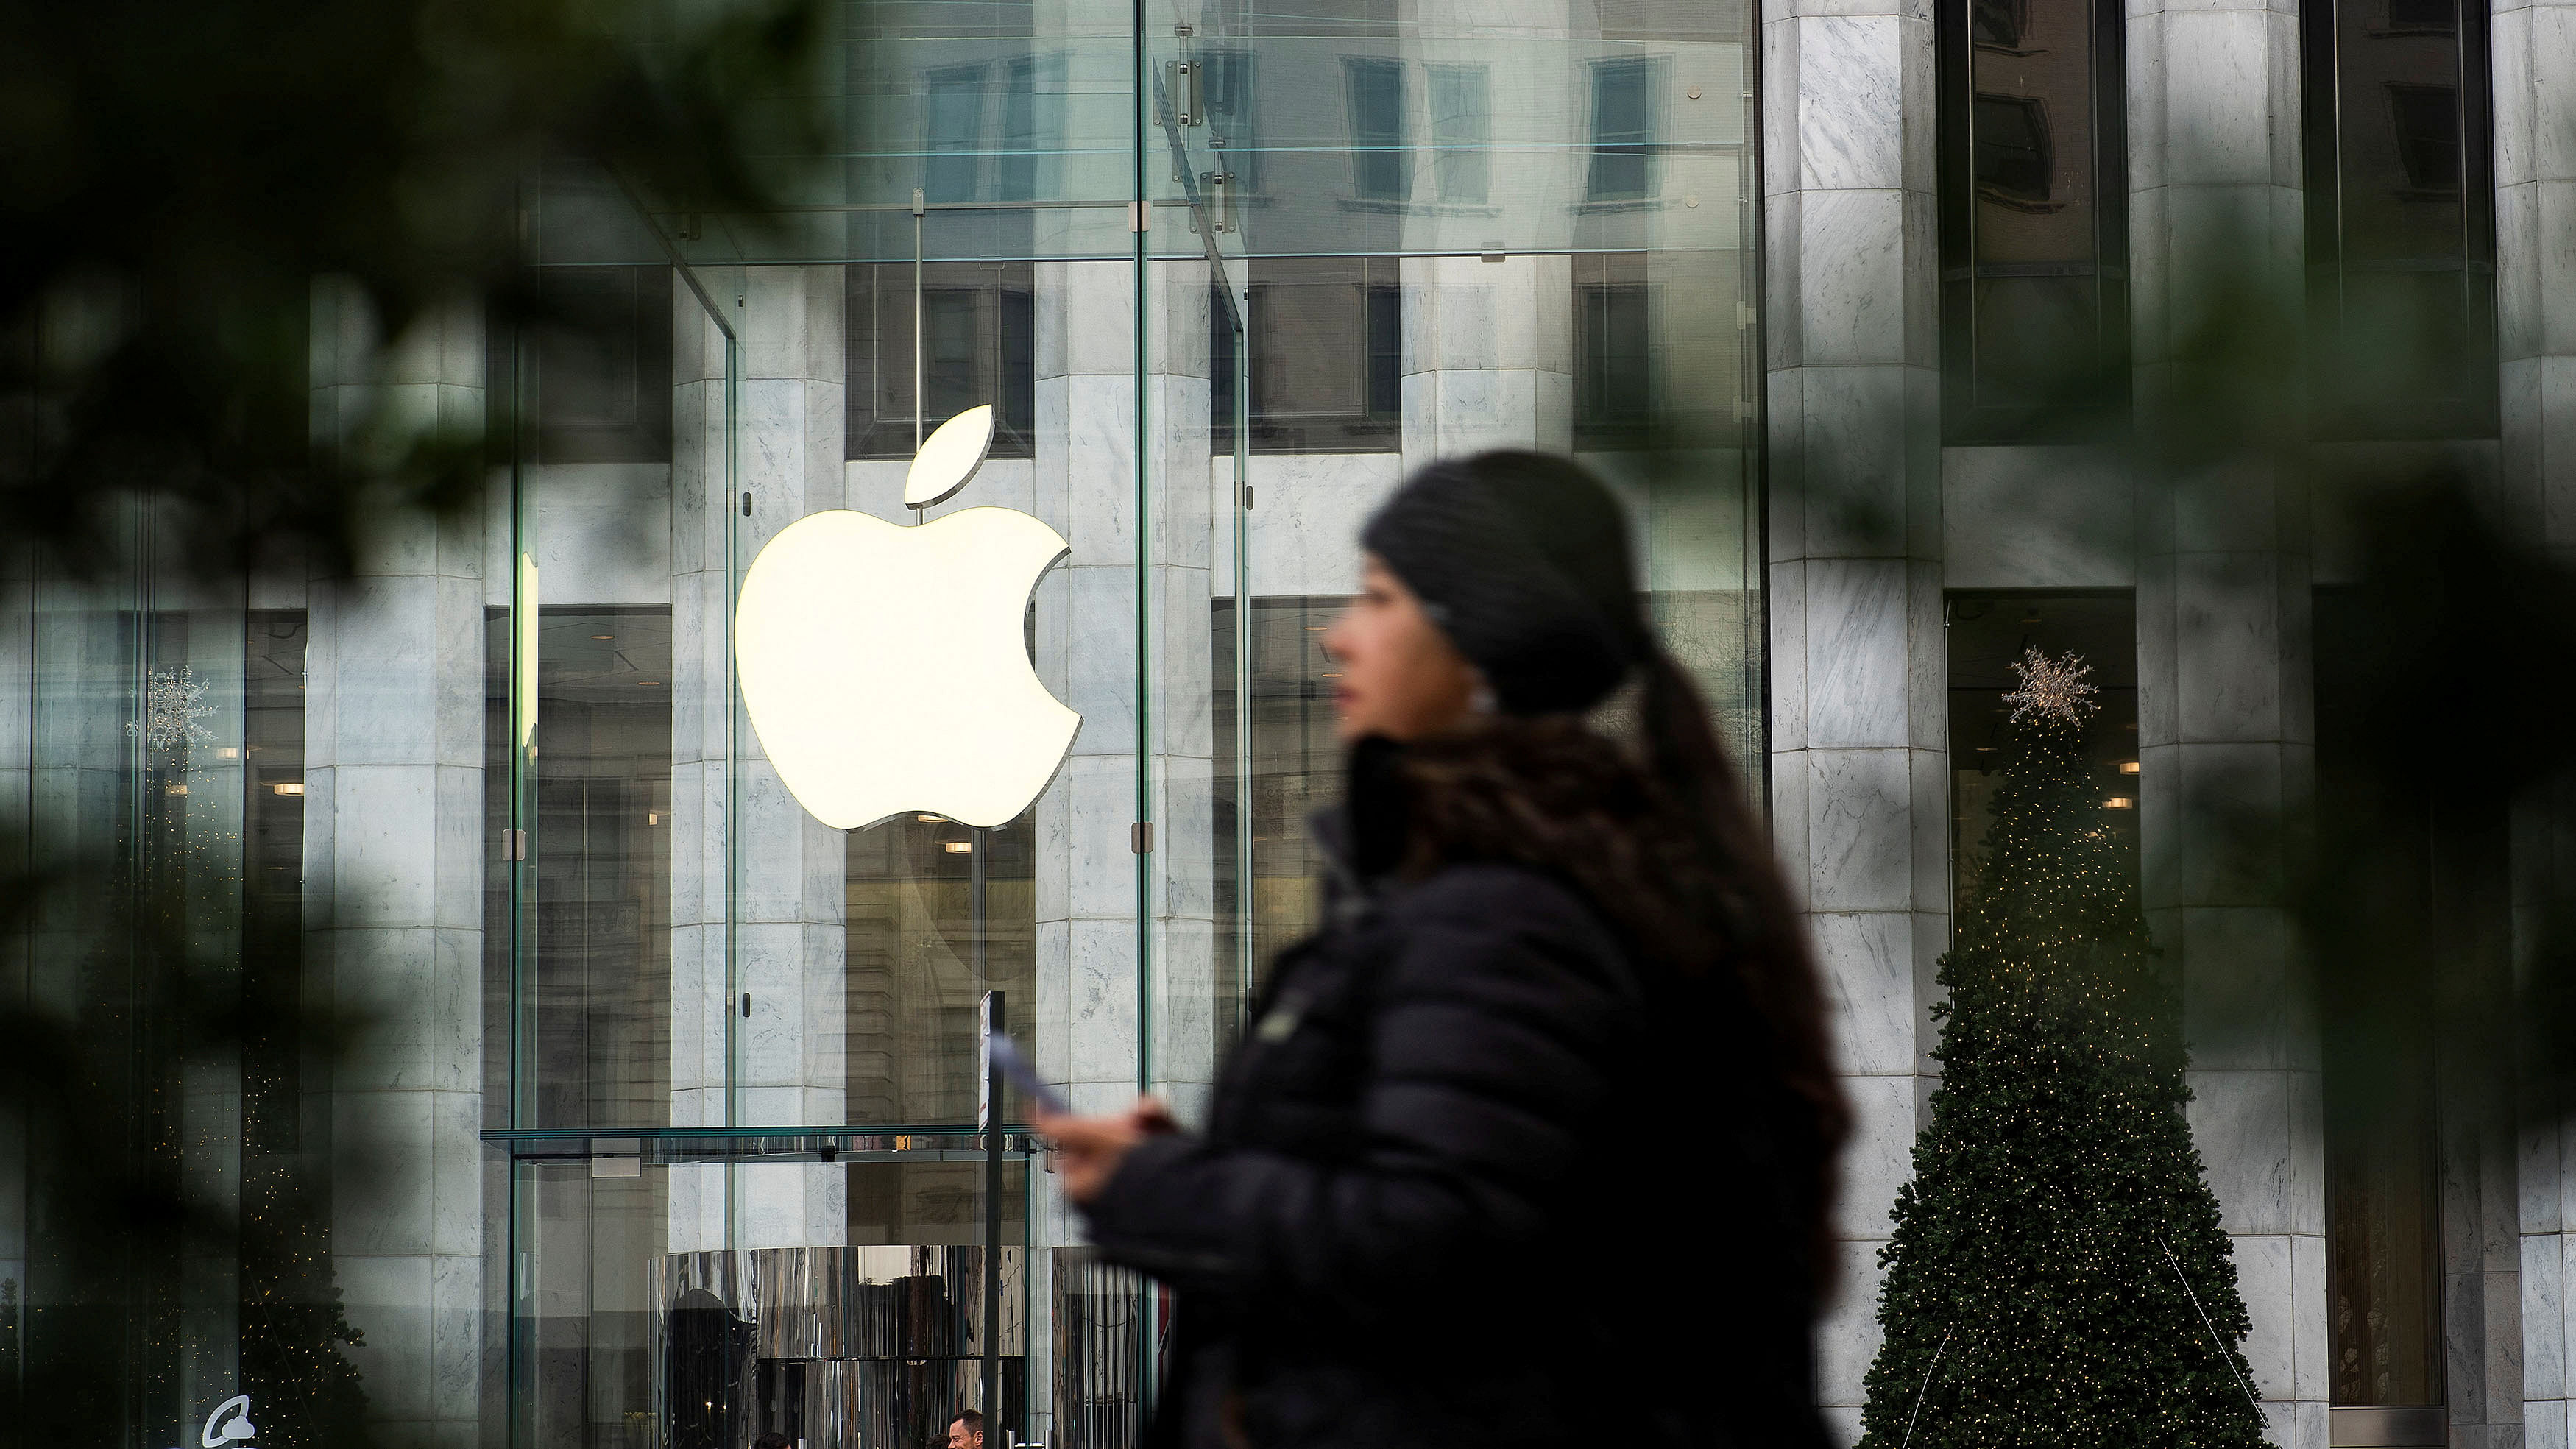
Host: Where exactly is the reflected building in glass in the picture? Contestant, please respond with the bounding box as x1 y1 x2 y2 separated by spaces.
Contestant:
13 0 2576 1442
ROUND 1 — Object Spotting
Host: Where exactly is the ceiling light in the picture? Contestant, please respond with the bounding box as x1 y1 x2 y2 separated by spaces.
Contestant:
648 812 660 826
638 680 662 687
2118 761 2140 774
2104 796 2134 810
272 782 305 796
215 746 240 759
944 841 974 854
592 634 614 640
918 813 947 823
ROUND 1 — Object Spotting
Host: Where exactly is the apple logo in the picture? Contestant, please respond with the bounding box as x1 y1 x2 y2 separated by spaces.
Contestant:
201 1395 255 1448
735 405 1079 830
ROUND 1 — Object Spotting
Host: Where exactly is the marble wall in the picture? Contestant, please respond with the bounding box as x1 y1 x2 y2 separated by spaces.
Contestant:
305 285 489 1449
1762 0 1945 1433
667 266 852 1254
2499 0 2576 1436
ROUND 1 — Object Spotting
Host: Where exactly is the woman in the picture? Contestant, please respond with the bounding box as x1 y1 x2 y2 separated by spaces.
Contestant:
1037 450 1847 1449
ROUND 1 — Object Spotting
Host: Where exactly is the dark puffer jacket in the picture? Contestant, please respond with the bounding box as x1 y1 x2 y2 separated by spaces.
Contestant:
1081 792 1830 1449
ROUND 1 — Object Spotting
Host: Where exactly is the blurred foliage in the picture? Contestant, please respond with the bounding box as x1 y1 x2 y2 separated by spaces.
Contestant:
0 0 835 1442
0 0 832 581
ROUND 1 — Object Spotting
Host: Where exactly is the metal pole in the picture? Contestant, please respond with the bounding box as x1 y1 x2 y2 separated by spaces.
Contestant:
982 989 1005 1432
913 187 927 451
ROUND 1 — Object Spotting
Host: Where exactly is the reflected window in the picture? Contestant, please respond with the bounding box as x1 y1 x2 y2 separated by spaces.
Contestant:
1210 257 1402 455
1576 252 1658 447
2302 0 2493 436
1585 58 1661 202
1203 50 1259 194
845 812 1035 1124
847 261 1036 460
1429 64 1490 203
926 63 989 203
1214 596 1351 1022
1945 593 2140 911
1345 58 1412 202
1940 0 2126 439
2386 84 2462 191
536 265 674 464
1972 95 2053 204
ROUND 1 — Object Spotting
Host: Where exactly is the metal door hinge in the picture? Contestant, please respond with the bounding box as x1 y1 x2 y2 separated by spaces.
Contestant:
504 828 527 861
1132 822 1155 854
742 993 752 1018
741 491 752 517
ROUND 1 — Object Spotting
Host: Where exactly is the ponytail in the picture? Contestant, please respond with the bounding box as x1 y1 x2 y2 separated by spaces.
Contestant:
1637 645 1852 1300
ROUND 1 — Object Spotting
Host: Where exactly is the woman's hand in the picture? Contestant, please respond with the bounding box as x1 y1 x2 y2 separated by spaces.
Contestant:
1035 1096 1177 1205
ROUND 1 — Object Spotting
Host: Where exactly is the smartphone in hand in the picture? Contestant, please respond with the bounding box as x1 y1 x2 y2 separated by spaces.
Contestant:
988 1032 1070 1116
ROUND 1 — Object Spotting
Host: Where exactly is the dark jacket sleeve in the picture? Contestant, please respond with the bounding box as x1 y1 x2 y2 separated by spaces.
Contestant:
1078 865 1641 1316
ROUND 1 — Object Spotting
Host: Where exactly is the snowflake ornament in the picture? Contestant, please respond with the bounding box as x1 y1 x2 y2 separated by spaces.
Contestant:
130 666 217 754
2002 647 2098 725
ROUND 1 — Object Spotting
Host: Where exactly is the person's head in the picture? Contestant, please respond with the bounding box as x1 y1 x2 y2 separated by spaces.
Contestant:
946 1409 984 1449
1326 450 1645 743
1340 450 1852 1299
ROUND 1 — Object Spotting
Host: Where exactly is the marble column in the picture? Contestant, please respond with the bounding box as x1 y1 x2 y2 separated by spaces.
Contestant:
305 283 487 1449
1398 253 1575 467
2499 0 2576 1434
1027 256 1216 1123
2125 0 2324 1434
1762 0 1942 1440
668 266 851 1253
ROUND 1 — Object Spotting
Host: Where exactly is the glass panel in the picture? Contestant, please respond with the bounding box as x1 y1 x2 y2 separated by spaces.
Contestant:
511 1 1761 1442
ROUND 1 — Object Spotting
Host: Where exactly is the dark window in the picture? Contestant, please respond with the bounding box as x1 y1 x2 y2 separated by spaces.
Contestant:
1346 58 1411 202
2303 0 2493 436
1945 592 2141 914
534 265 675 464
1939 0 2127 441
1972 0 2028 48
2386 84 2462 191
1585 58 1660 202
2384 0 2454 33
846 262 1036 460
1972 95 2054 204
1211 257 1402 454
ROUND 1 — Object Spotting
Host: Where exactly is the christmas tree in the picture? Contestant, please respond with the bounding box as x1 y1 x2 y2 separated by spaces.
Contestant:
1858 650 2267 1449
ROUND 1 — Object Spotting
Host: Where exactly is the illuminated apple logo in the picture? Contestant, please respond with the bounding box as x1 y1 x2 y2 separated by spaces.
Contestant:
735 405 1079 830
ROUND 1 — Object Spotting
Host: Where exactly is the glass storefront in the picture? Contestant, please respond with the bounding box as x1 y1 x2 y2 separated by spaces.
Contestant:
3 1 1761 1444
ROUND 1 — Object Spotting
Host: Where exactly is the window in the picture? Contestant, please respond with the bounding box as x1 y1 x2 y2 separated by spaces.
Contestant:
1210 257 1402 454
2303 0 2494 436
1585 58 1660 202
1945 593 2140 914
1972 95 2054 205
1345 58 1411 202
1203 50 1259 194
1575 252 1657 448
846 261 1036 460
1939 0 2126 440
1429 64 1490 203
2310 587 2505 1441
534 265 674 464
924 63 988 203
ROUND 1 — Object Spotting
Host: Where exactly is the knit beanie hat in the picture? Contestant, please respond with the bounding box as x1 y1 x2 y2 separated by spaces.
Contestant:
1359 450 1652 715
